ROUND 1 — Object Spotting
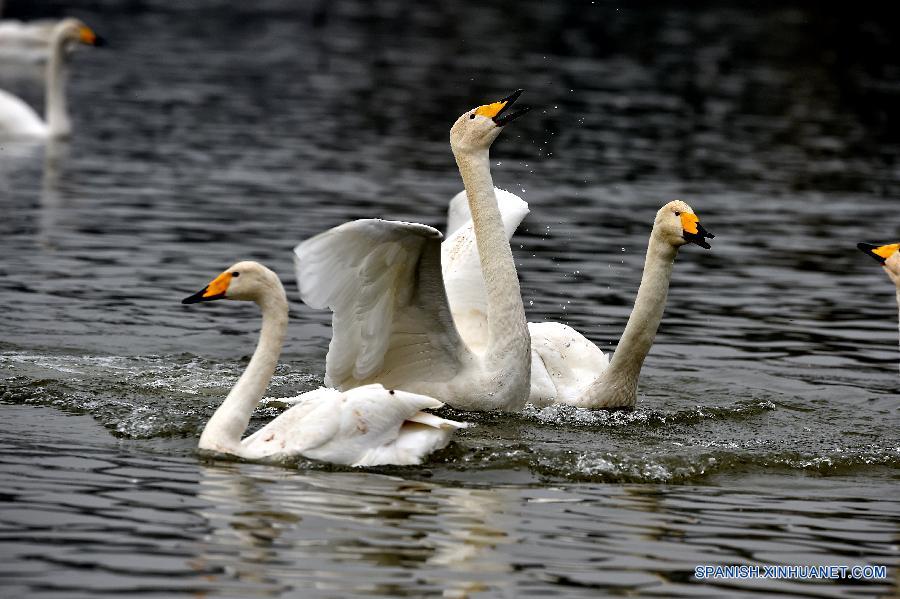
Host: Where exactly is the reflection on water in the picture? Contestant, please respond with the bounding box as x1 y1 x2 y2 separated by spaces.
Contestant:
1 0 899 596
1 404 896 597
196 466 515 597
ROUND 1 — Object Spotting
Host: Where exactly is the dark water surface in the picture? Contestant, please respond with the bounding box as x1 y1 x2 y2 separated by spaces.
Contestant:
1 1 898 596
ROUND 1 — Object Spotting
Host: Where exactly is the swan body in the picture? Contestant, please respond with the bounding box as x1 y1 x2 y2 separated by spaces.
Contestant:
0 88 46 136
182 261 466 466
0 19 59 63
444 197 714 409
0 18 104 139
857 242 900 361
294 91 532 412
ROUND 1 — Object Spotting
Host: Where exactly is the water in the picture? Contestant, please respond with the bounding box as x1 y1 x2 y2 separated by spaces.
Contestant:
1 1 898 596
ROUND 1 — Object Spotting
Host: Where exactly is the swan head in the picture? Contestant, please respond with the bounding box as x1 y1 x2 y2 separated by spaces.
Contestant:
450 89 530 153
182 261 284 304
654 200 714 249
858 242 900 286
53 18 107 49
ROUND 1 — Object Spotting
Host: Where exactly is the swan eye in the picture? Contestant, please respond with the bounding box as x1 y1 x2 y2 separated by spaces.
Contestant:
232 272 240 277
674 211 681 216
469 113 475 120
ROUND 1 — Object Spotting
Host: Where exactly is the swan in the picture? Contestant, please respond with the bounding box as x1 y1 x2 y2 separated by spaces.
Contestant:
444 197 714 409
0 19 60 63
0 18 104 139
294 90 532 411
858 241 900 345
181 261 467 466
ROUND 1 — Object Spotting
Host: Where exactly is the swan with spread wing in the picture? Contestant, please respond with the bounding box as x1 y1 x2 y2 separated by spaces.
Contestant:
293 91 532 412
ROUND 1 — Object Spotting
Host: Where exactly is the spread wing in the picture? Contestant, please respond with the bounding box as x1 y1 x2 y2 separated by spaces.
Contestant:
294 219 471 390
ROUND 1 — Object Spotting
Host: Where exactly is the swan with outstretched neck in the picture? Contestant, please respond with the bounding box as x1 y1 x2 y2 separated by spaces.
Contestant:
182 261 466 466
857 241 900 367
0 18 105 138
294 90 532 411
445 198 714 409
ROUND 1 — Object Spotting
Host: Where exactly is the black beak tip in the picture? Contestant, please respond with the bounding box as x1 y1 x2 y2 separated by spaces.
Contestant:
182 288 210 304
857 242 886 264
493 105 531 127
503 89 524 103
684 230 713 249
94 35 108 47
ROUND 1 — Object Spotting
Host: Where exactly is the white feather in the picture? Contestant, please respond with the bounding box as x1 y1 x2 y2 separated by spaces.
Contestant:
241 384 467 466
294 219 470 393
186 261 466 467
441 188 614 406
441 188 529 354
0 88 46 138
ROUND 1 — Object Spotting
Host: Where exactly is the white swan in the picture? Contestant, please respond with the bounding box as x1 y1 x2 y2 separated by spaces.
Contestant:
0 19 61 63
181 261 467 466
444 198 714 409
0 18 104 139
294 90 532 412
858 242 900 348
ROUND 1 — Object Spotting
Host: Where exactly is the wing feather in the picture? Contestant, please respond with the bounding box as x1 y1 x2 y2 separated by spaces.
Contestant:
242 385 466 466
294 219 470 391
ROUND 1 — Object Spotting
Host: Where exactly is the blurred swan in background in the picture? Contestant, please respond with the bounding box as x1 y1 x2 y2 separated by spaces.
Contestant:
294 91 532 412
182 261 466 466
0 19 63 63
857 242 900 360
445 198 714 409
0 18 104 138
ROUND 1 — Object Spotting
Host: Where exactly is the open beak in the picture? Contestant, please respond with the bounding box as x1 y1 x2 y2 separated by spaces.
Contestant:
681 213 714 249
182 271 232 304
493 89 530 126
475 89 530 127
857 242 900 265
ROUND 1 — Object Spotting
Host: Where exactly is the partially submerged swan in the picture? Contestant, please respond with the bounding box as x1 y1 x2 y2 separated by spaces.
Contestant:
445 198 714 409
0 18 105 138
182 261 466 466
294 90 532 411
857 242 900 350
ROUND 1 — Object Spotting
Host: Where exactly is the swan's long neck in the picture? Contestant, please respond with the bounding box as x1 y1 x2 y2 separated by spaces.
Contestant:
584 233 677 408
453 147 529 370
45 31 71 137
198 287 288 453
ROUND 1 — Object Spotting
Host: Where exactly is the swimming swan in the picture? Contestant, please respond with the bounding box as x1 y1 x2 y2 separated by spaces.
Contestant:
0 19 68 63
857 241 900 348
294 90 532 412
0 18 104 138
182 261 467 466
445 198 714 409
